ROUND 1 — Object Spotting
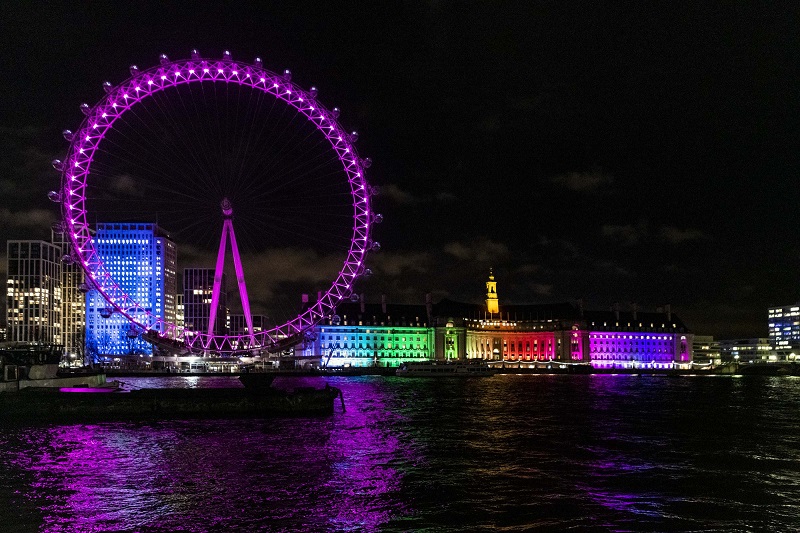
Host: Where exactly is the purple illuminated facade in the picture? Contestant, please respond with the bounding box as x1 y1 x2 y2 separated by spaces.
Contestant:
52 50 379 355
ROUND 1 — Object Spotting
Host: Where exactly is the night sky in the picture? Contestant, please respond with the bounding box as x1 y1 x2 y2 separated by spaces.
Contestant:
2 2 799 338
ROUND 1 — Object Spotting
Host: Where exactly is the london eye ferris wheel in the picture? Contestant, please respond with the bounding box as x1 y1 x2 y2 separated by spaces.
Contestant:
50 49 381 355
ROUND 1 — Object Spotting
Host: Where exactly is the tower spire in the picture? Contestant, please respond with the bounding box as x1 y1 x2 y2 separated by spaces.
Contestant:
486 268 499 316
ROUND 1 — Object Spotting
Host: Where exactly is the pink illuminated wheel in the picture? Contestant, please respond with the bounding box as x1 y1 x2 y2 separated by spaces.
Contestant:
52 50 380 354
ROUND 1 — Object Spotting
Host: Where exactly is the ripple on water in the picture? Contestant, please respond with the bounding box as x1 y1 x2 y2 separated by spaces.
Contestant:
1 375 800 531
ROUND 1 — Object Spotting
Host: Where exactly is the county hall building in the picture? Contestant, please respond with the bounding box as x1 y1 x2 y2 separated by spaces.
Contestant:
298 271 694 369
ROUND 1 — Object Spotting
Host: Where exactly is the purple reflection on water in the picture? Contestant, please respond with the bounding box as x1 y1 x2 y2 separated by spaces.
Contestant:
313 377 415 531
5 376 417 532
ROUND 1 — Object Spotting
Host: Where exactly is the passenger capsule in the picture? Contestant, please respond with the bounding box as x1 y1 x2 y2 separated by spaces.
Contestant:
61 254 74 265
191 49 201 60
370 241 381 252
80 103 91 115
283 69 292 81
349 131 359 143
361 157 372 169
129 65 139 76
102 81 113 93
48 191 62 202
362 268 373 278
331 315 341 325
51 159 64 172
51 222 64 233
62 129 74 142
159 53 169 65
309 86 318 97
350 293 360 303
223 50 232 60
254 57 263 68
369 185 380 197
100 307 113 319
331 107 340 118
78 283 90 294
372 213 383 224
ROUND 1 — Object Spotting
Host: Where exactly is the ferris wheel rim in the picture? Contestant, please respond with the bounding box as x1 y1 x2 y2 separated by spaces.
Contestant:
57 52 376 353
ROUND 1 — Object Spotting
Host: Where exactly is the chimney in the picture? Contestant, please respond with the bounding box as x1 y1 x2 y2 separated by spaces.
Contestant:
381 293 387 314
360 293 365 313
302 293 309 304
317 291 322 302
425 293 433 324
665 304 671 321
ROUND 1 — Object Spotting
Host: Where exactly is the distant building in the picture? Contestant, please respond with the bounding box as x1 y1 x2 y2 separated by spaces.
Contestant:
175 293 184 331
52 229 86 364
718 338 773 363
5 240 62 344
183 268 227 337
228 314 268 336
693 335 721 365
768 304 800 359
85 223 177 358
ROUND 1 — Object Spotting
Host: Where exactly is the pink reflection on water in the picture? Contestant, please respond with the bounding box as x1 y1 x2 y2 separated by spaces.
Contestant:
26 424 171 532
315 376 417 531
6 376 419 532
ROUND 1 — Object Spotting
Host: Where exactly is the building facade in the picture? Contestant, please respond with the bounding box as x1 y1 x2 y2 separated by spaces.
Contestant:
295 298 434 368
6 240 62 344
51 229 86 364
296 273 694 369
183 268 227 338
85 223 177 358
768 304 800 359
717 338 773 363
228 314 268 335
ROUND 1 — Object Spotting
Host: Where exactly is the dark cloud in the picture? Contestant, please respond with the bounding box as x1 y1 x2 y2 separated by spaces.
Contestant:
601 222 648 247
660 226 707 244
443 238 509 263
550 170 613 193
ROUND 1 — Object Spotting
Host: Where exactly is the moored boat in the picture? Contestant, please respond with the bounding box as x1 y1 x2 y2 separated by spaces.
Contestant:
0 384 343 422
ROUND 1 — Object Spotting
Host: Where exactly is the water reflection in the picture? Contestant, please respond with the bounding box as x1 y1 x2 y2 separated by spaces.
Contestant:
2 375 800 531
2 376 418 532
314 377 416 531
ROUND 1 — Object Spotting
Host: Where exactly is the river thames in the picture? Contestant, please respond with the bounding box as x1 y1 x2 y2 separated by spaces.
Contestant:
1 374 799 532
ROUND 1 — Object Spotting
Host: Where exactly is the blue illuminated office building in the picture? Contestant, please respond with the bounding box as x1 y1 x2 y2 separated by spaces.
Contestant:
85 223 177 358
768 304 800 359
